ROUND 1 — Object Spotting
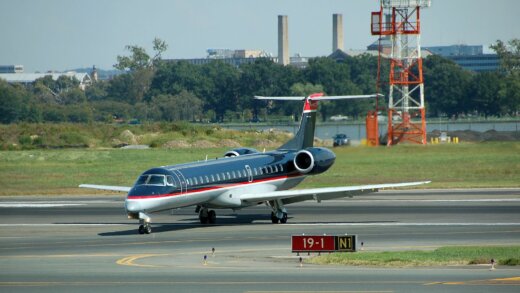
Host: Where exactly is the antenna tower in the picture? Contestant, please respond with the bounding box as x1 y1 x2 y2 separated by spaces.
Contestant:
371 0 430 145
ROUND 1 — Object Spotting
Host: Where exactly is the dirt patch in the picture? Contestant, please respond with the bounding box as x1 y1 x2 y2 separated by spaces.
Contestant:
163 140 191 148
254 139 278 148
218 139 241 148
429 129 520 142
119 129 138 145
191 140 217 148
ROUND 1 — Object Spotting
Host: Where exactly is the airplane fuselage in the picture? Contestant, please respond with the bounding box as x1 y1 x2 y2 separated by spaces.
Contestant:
125 147 336 217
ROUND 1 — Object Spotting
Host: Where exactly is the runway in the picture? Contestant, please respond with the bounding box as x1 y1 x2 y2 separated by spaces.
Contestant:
1 188 519 292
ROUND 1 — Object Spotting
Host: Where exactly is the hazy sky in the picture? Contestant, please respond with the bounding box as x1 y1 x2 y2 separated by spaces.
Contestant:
1 0 519 72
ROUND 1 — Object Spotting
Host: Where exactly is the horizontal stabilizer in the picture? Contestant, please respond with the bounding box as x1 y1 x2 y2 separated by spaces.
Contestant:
254 93 382 101
79 184 131 193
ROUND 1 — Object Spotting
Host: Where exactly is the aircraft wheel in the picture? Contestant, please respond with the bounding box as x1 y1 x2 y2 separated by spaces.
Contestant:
280 212 288 224
271 212 279 224
199 215 208 224
145 224 152 234
208 210 216 224
138 225 145 234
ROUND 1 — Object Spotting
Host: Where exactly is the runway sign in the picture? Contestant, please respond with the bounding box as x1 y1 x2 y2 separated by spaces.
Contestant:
336 235 356 252
291 235 357 252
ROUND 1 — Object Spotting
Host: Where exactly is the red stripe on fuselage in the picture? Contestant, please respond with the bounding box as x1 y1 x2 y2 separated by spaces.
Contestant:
126 173 303 200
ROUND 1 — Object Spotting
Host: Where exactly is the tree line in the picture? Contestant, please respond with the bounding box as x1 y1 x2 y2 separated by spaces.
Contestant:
1 38 519 124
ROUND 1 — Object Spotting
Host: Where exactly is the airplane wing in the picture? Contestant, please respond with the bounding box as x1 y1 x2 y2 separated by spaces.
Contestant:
240 181 431 204
79 184 131 193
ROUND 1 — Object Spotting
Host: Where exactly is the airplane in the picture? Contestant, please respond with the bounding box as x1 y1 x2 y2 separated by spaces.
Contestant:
80 93 430 234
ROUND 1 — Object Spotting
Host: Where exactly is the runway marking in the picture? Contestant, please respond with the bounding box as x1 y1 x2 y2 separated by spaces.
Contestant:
0 203 84 208
116 254 167 268
333 199 520 203
2 222 520 228
0 280 427 287
245 291 393 293
286 223 520 226
0 223 124 227
0 201 114 208
425 276 520 286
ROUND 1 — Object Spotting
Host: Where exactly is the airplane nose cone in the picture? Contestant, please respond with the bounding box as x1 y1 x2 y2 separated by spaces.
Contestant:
125 200 141 213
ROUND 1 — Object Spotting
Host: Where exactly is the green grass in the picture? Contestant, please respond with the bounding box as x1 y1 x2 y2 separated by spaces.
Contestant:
0 142 518 195
0 122 291 150
307 246 520 267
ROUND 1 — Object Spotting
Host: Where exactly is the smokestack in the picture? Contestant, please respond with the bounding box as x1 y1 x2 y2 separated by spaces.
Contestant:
333 14 344 52
278 15 289 65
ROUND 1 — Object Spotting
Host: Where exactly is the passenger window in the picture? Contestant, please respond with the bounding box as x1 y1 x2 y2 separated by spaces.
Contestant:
211 175 215 182
242 170 247 177
226 172 231 179
187 178 192 185
259 168 263 175
193 177 198 185
273 165 278 172
199 176 203 184
232 171 236 179
221 173 225 180
205 176 209 183
254 168 258 176
216 174 220 181
279 164 283 172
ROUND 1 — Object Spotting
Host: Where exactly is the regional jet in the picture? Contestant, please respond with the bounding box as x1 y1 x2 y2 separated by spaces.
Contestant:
80 93 429 234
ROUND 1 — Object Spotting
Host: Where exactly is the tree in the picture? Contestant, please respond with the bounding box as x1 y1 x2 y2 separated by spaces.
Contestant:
468 72 504 117
150 91 203 121
423 55 472 118
114 37 168 71
490 39 520 76
0 80 23 123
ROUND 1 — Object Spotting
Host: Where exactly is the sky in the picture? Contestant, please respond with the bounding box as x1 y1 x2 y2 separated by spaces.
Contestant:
1 0 519 72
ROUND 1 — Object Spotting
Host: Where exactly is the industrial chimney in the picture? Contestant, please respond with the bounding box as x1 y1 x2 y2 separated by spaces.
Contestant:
278 15 289 65
332 14 344 52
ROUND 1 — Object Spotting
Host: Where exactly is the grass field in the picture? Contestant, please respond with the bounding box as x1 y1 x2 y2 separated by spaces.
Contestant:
0 142 518 195
307 246 520 267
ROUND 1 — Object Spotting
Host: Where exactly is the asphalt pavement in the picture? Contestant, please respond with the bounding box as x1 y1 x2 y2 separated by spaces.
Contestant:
1 188 519 292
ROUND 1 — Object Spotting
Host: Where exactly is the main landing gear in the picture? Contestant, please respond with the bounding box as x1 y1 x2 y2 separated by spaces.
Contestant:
138 223 152 234
269 200 288 224
197 206 217 224
271 211 288 224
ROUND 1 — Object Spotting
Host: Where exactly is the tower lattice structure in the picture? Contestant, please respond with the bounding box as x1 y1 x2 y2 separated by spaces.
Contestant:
371 0 430 145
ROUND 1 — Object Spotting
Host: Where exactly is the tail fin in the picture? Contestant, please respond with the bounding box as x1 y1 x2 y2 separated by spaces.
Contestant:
255 93 381 150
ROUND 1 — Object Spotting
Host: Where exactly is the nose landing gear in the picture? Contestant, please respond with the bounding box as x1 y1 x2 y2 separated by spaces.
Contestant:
138 212 152 234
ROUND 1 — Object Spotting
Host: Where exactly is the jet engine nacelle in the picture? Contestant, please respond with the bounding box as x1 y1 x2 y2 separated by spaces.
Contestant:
293 147 336 175
224 147 259 157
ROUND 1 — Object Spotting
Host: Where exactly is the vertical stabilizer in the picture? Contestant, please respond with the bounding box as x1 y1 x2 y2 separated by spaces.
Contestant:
277 93 322 150
254 93 380 151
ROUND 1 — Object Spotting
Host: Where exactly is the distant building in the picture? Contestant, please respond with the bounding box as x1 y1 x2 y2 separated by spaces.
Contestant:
170 48 278 67
0 65 24 73
423 44 499 72
0 71 92 90
424 44 483 57
444 54 500 72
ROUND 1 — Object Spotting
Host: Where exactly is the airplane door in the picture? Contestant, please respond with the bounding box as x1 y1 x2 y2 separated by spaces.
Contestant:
245 165 253 182
171 169 187 194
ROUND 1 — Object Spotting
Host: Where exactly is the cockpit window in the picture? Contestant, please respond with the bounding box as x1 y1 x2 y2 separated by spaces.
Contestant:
136 175 148 185
166 176 175 187
148 175 166 186
136 174 166 186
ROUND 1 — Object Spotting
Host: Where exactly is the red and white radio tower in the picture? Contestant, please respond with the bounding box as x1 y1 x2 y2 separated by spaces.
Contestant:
371 0 430 145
